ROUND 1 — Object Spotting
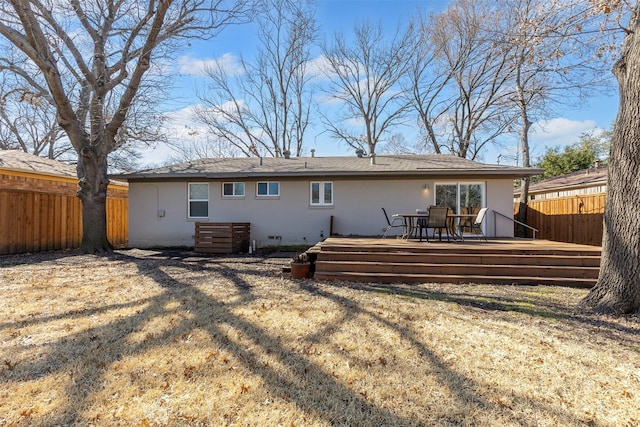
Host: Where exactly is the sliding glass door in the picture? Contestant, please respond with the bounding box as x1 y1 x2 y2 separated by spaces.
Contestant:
434 182 484 215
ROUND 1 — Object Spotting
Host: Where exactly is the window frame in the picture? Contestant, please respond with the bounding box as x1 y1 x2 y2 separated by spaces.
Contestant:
433 181 485 214
222 181 245 198
256 181 280 197
188 182 209 219
310 181 334 206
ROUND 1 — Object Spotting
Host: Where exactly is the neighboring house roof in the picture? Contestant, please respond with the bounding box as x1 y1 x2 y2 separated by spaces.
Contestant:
0 149 77 179
0 150 128 188
114 154 542 181
514 166 608 198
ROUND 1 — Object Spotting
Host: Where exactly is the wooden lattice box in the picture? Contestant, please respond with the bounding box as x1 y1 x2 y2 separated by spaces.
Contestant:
194 222 250 254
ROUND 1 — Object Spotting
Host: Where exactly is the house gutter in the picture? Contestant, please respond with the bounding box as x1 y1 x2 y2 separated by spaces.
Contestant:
112 168 543 182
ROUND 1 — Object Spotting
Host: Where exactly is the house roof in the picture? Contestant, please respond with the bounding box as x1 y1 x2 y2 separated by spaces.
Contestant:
515 166 608 196
0 150 77 178
113 154 542 181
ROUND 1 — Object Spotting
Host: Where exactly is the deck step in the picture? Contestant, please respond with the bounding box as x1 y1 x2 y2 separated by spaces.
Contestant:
313 271 597 288
317 251 601 267
314 260 599 279
319 244 600 257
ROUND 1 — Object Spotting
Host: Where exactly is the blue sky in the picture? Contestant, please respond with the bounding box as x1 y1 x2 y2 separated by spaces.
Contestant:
139 0 619 167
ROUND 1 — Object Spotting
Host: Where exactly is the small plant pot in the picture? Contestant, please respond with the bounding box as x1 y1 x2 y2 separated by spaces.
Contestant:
290 262 311 279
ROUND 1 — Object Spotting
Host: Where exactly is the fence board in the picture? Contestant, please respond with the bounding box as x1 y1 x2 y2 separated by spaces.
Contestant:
515 193 605 246
0 185 128 255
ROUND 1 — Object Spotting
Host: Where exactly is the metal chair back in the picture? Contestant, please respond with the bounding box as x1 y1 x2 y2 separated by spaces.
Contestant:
427 206 450 242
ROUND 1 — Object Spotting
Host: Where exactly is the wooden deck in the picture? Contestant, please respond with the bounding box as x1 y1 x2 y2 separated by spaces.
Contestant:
309 237 601 287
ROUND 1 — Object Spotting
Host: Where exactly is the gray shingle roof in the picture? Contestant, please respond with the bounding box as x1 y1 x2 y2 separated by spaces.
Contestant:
0 150 77 178
114 154 542 181
515 166 608 195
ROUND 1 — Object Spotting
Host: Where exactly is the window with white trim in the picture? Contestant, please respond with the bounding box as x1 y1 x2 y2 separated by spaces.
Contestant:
310 181 333 206
223 182 245 197
257 181 279 197
434 182 484 214
188 183 209 218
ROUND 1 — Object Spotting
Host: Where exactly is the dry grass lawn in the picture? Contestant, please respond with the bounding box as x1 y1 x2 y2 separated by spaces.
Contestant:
1 248 639 426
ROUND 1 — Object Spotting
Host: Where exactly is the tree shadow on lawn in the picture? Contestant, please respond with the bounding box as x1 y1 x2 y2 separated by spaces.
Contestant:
337 281 640 340
3 251 411 425
1 250 608 426
295 280 619 426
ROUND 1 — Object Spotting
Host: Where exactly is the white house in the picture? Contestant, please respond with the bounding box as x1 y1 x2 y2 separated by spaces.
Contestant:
113 154 541 249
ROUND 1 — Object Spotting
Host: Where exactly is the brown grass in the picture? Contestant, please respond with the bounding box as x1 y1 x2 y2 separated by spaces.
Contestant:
1 249 639 426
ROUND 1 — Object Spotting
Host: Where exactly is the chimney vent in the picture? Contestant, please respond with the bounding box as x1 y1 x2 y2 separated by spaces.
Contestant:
310 149 315 157
283 150 291 159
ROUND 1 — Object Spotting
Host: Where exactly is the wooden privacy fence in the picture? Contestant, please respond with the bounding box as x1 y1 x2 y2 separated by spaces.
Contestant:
195 222 250 254
0 172 128 255
514 193 605 246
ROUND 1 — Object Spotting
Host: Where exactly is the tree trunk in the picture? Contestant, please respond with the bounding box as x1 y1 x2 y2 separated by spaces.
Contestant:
515 66 532 238
580 17 640 314
77 147 113 253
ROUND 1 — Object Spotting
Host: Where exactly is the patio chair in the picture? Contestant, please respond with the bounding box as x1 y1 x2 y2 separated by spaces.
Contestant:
470 207 489 241
414 209 429 241
426 206 450 242
458 207 476 234
381 207 404 238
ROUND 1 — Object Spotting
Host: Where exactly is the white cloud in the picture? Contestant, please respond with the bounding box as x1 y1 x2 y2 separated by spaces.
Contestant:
137 106 207 166
177 53 244 77
484 117 605 165
530 117 599 149
163 106 205 136
306 54 334 80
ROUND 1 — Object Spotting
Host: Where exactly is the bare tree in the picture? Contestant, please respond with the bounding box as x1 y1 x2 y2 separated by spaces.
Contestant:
405 11 456 155
376 133 421 155
0 45 70 158
165 134 242 164
0 0 252 253
430 0 516 160
196 0 317 158
580 1 640 314
496 0 613 232
321 20 416 155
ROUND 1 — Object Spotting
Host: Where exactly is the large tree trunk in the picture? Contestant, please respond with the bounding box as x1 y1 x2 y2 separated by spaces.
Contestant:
515 96 531 238
580 16 640 315
77 147 112 253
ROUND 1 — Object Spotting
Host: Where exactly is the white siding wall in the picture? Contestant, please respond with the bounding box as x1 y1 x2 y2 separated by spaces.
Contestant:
128 177 516 248
486 180 517 237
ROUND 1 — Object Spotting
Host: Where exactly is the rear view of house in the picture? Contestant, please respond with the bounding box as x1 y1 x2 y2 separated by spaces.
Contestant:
115 154 540 249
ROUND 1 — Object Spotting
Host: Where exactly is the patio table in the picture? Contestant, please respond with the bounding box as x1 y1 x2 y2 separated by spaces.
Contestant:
393 213 429 241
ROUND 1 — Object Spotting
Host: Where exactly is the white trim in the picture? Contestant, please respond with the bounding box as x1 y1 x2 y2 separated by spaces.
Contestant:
188 182 209 219
222 181 245 198
256 181 280 197
310 181 334 206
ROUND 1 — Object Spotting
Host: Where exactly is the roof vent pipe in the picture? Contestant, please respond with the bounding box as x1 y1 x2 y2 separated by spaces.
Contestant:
310 149 315 157
259 157 263 166
283 150 291 159
370 154 376 165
